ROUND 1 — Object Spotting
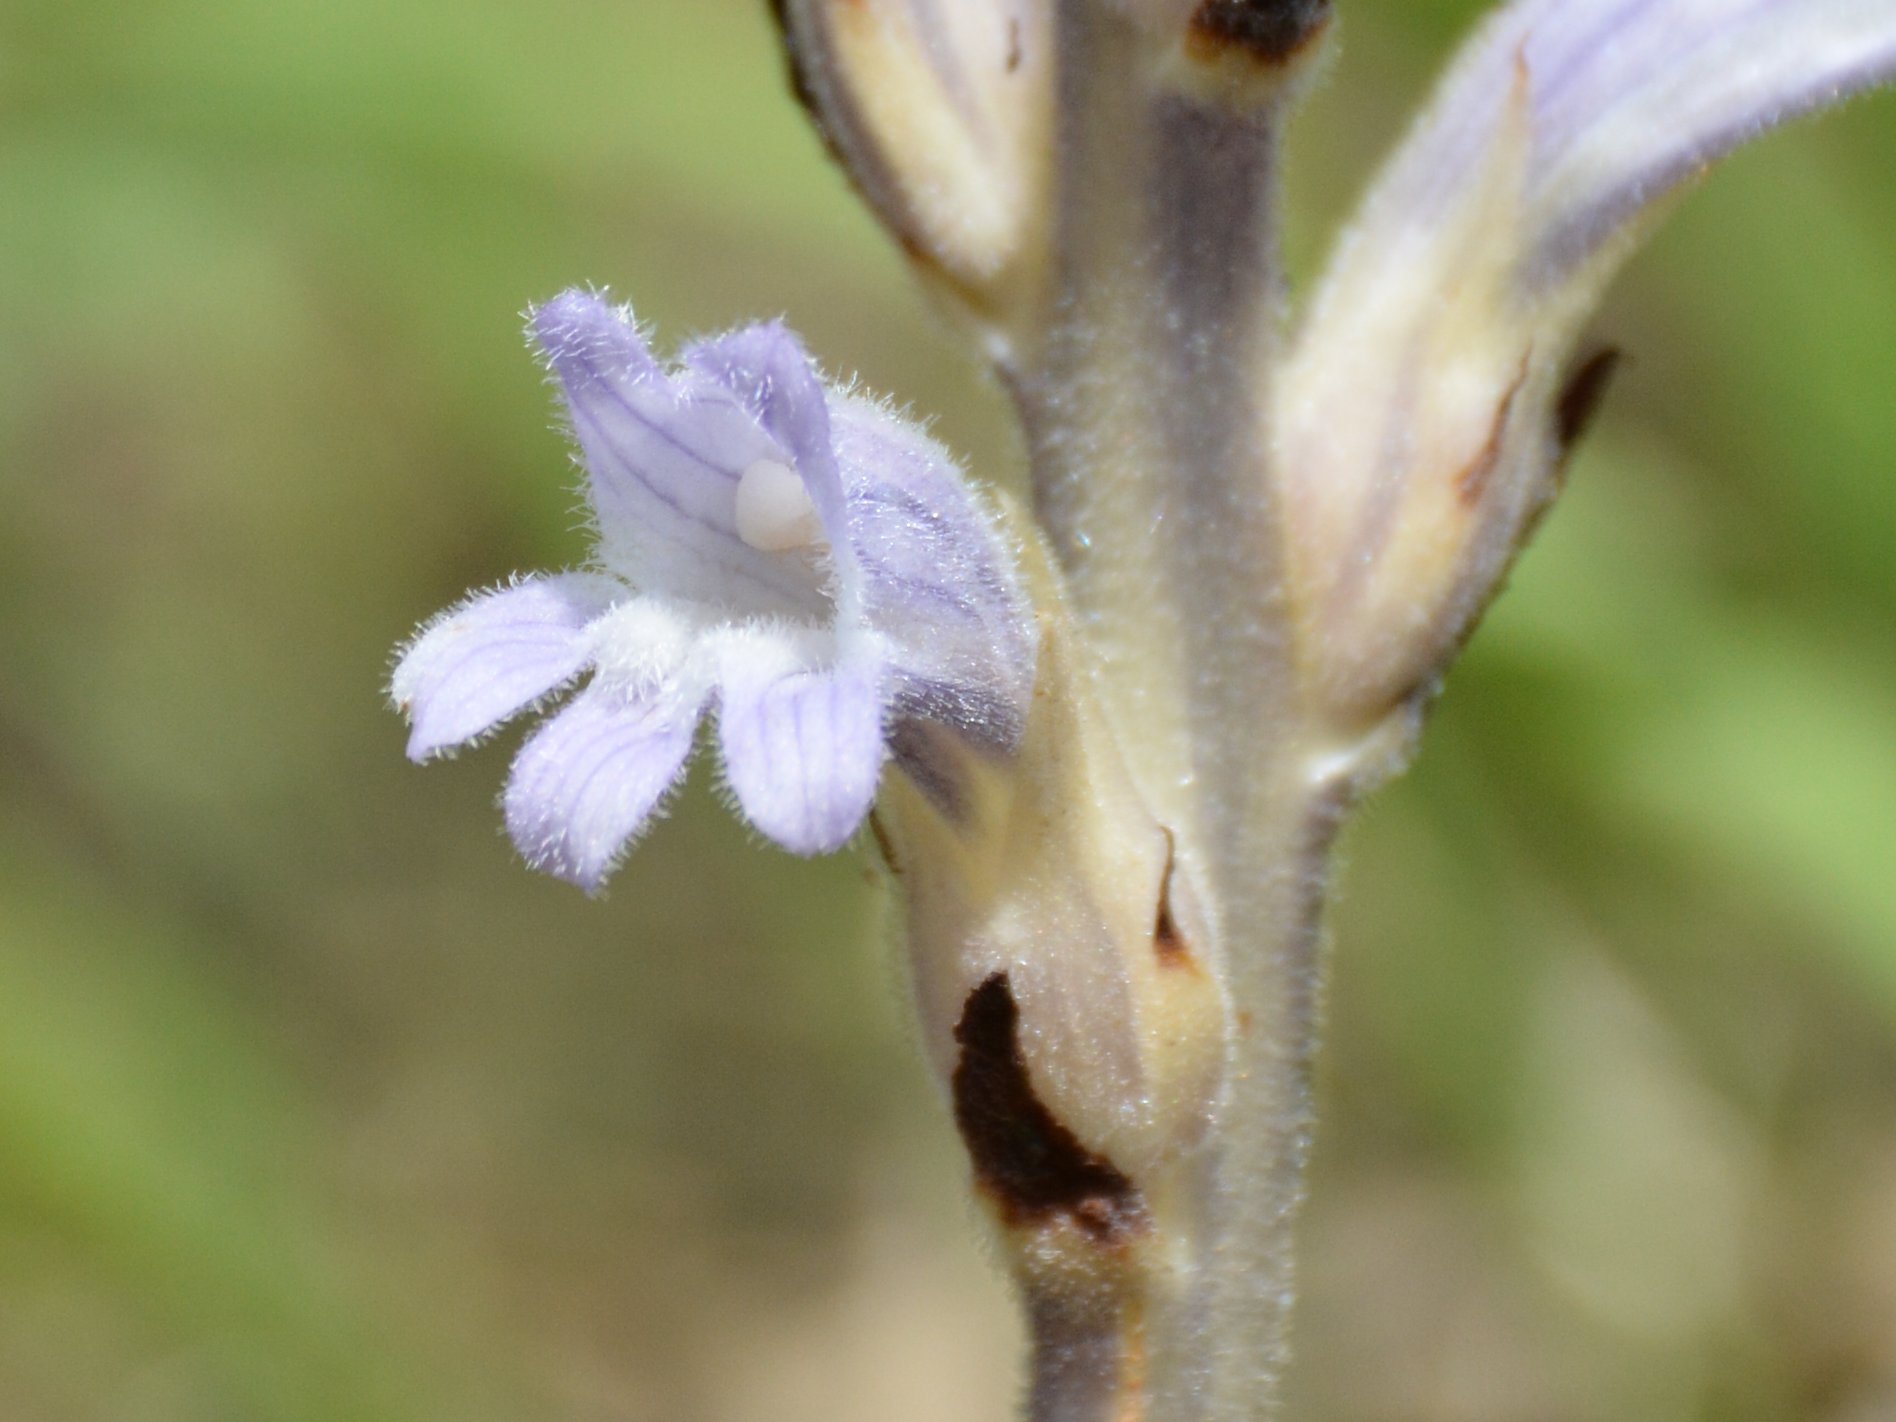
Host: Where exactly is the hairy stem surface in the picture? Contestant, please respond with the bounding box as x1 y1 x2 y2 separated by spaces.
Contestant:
1001 6 1345 1418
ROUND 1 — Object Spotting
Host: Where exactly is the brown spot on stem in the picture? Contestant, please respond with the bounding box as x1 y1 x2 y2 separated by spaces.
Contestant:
1153 830 1196 970
1185 0 1331 66
1006 19 1023 73
953 974 1149 1245
1555 346 1623 459
1454 358 1532 505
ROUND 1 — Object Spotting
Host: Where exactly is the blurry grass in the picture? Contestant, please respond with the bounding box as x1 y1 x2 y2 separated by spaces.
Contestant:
0 832 507 1422
0 1 1893 1418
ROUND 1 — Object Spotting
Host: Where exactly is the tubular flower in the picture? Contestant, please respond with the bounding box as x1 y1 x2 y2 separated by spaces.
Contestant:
391 291 1036 891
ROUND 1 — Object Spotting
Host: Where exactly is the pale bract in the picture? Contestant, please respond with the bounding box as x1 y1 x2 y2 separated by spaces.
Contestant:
772 0 1055 293
1276 0 1896 723
391 291 1036 891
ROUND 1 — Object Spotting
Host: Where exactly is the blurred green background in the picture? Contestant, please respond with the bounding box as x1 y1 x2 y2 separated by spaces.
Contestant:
1 1 1893 1418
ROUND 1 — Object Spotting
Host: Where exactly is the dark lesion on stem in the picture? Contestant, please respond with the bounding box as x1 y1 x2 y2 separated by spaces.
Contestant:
1185 0 1332 65
1153 829 1196 971
953 974 1150 1246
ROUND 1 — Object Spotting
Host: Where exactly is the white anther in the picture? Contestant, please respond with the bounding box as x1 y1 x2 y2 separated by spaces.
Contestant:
735 459 823 553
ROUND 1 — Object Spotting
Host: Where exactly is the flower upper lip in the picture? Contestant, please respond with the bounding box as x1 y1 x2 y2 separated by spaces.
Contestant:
533 291 846 621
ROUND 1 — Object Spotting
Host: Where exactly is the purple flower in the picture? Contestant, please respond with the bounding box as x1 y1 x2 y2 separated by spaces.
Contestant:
391 291 1036 891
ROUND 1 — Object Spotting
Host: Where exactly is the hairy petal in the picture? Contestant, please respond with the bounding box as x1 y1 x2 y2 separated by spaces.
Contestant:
503 680 705 893
392 573 621 761
831 394 1037 753
713 629 885 855
395 298 1047 883
530 291 826 617
1276 0 1896 720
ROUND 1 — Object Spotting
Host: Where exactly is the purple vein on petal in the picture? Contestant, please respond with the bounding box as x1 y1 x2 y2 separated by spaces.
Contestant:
559 344 751 482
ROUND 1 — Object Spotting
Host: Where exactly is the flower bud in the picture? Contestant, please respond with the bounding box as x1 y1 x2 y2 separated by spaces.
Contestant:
1271 83 1569 724
771 0 1054 308
1275 2 1896 729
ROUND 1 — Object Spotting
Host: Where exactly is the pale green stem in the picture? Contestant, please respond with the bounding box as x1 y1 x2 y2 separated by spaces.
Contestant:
1000 7 1354 1418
